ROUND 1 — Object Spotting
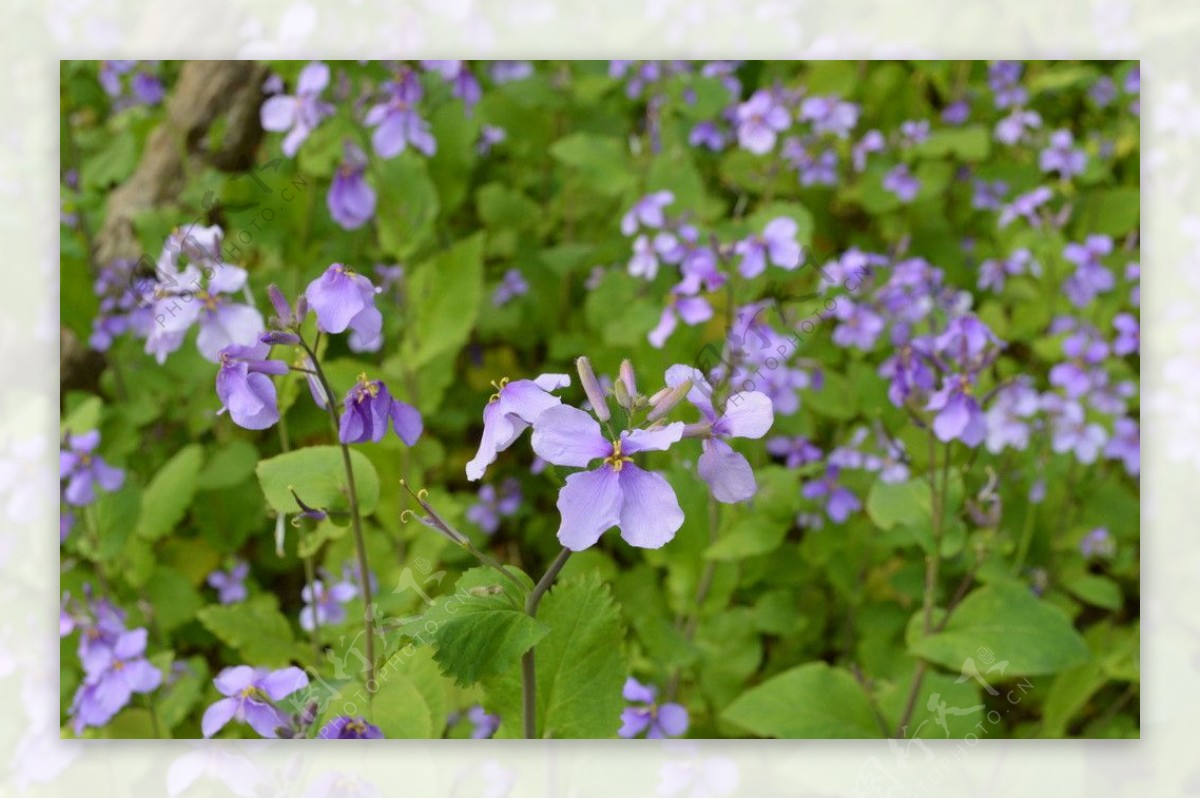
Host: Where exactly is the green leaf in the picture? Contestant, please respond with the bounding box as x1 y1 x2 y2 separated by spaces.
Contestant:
95 483 140 561
722 662 882 738
404 234 485 370
1062 573 1123 611
375 153 440 258
197 595 306 666
914 126 991 161
1079 187 1139 236
137 444 204 540
145 567 203 634
256 445 381 519
369 675 434 738
196 439 260 491
909 581 1090 677
485 573 628 738
549 133 635 196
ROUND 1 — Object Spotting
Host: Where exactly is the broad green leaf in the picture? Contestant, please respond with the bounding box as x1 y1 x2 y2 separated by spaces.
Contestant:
549 133 636 196
145 567 204 634
914 126 991 161
196 439 260 491
197 595 306 667
95 483 140 561
137 444 204 540
404 234 485 369
722 662 882 738
256 445 381 519
1079 187 1139 236
369 675 435 738
1062 573 1123 611
375 152 440 258
909 581 1090 677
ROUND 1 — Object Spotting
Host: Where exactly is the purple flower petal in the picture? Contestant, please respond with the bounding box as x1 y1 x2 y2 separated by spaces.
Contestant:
621 422 684 455
616 464 684 549
555 467 622 551
720 392 774 439
531 405 610 468
201 696 240 738
697 439 757 504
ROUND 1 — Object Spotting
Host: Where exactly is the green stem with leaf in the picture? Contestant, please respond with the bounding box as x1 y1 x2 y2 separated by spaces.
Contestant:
521 547 572 738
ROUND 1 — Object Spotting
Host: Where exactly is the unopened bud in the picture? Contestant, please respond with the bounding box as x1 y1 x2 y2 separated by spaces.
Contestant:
261 331 301 346
682 421 713 439
619 359 637 399
576 356 610 422
267 284 291 321
614 378 633 412
647 380 692 422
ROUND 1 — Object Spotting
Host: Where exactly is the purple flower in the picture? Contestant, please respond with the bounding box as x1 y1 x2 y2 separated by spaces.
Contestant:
665 365 774 504
1044 396 1107 463
734 218 802 278
1105 417 1139 476
467 373 570 480
300 576 357 631
984 379 1040 453
972 179 1009 211
618 678 688 739
648 292 713 349
364 72 436 158
852 130 885 172
994 109 1041 146
988 61 1027 108
207 561 250 605
305 263 384 352
60 431 124 506
978 248 1038 292
89 258 156 352
998 186 1052 228
492 269 529 307
832 300 885 350
802 467 860 523
490 61 533 83
319 716 384 739
942 99 971 125
927 375 987 446
935 314 1003 372
1112 313 1139 356
531 404 685 550
466 478 522 535
1080 527 1115 560
201 666 309 738
1039 129 1087 178
260 62 334 157
69 627 162 733
689 120 727 151
900 119 930 145
766 436 822 468
621 191 675 236
628 234 661 280
467 705 500 739
422 60 481 110
883 164 920 202
1090 76 1118 107
338 374 423 446
799 95 859 138
327 142 376 230
735 90 790 154
477 124 506 155
216 341 289 430
146 226 265 363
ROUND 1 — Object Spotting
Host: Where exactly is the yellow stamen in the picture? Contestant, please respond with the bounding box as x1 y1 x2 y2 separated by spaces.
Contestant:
603 439 634 473
488 377 510 403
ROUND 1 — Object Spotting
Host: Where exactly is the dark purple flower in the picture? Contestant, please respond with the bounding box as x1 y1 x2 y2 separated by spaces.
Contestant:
1039 129 1087 178
736 90 790 154
60 431 124 507
260 62 334 157
618 678 688 739
327 142 376 231
364 71 436 158
734 218 802 278
201 666 309 738
338 374 423 446
305 263 384 352
216 341 289 430
207 560 250 605
69 627 161 733
319 715 384 739
300 577 357 631
466 478 522 535
467 374 570 480
883 164 920 202
531 405 685 550
802 467 861 523
927 375 987 446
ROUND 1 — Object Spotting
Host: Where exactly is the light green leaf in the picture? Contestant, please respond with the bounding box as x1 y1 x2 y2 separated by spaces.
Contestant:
197 594 306 667
375 152 440 258
722 662 882 738
137 444 204 540
909 581 1090 677
256 445 381 519
914 126 991 161
549 133 635 196
404 234 485 369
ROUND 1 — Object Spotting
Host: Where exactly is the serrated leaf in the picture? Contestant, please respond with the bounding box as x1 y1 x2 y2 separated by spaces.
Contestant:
256 445 381 519
909 581 1090 677
197 595 306 667
722 662 881 738
137 444 204 540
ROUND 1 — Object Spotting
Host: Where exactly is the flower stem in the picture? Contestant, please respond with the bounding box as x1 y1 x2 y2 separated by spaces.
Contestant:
298 337 376 698
521 547 572 739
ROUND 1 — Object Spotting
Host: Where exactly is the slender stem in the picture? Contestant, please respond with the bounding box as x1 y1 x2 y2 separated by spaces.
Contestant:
298 338 376 697
522 547 573 739
666 494 720 701
850 663 892 738
275 405 322 663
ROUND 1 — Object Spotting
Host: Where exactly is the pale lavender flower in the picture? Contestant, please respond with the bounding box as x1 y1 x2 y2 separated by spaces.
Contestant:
621 191 675 236
1080 527 1115 560
60 431 124 507
766 436 822 468
1090 76 1118 107
1112 313 1139 355
492 269 529 307
364 71 435 158
802 467 860 523
477 125 506 156
1039 129 1087 178
1044 396 1108 463
618 678 688 739
467 374 571 480
69 627 161 733
305 263 384 352
972 179 1009 211
998 186 1053 228
327 142 375 230
649 293 713 349
984 378 1041 453
799 95 859 138
1104 417 1139 476
883 164 920 202
216 341 288 430
689 121 727 151
995 109 1042 145
988 61 1027 108
260 62 334 157
467 705 500 739
490 61 533 83
201 666 309 738
736 90 790 154
927 374 987 446
832 300 885 350
466 478 522 535
900 119 930 145
978 248 1039 292
628 234 660 280
300 577 357 631
422 60 481 110
942 99 970 125
206 561 249 605
734 218 802 278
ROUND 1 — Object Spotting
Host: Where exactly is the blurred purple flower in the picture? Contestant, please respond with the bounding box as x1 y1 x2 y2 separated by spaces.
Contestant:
802 467 860 523
467 705 500 739
766 436 822 468
467 478 522 535
1080 527 1115 560
799 95 859 138
477 124 506 156
994 109 1041 145
260 62 334 157
972 179 1009 211
942 99 971 125
649 292 713 349
883 164 919 202
305 263 384 352
327 142 375 230
927 375 987 446
1039 129 1087 178
852 129 885 172
60 431 124 507
493 269 529 307
202 666 309 738
300 577 357 631
734 218 802 278
1112 313 1139 356
319 716 384 739
621 191 674 236
207 560 250 605
1105 417 1140 476
618 678 688 739
988 61 1027 108
735 90 790 154
69 627 161 733
365 71 436 158
998 186 1052 228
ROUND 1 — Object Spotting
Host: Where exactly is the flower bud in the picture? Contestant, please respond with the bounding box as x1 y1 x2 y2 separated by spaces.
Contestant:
576 356 610 422
261 331 301 346
647 379 692 422
619 359 637 399
267 284 292 321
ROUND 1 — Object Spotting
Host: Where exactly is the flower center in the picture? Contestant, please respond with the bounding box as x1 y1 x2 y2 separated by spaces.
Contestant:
355 373 380 401
488 377 510 403
603 439 633 473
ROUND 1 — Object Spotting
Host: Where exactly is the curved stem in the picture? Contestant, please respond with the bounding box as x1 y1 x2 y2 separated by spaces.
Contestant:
298 337 376 697
522 547 573 739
